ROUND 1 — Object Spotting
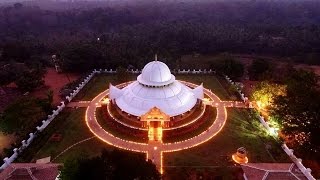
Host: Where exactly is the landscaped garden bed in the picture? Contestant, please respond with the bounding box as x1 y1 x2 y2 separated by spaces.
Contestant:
163 107 217 143
98 106 148 143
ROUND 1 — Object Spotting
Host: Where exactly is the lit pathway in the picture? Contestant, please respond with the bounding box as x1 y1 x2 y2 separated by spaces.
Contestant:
216 101 248 108
85 81 247 173
67 101 91 108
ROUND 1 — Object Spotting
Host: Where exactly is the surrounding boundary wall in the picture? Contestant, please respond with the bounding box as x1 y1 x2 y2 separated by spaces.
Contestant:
0 69 99 170
224 75 315 180
0 68 215 171
1 69 314 179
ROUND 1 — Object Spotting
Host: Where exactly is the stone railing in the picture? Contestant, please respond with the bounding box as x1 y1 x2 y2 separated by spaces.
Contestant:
0 67 217 170
0 102 65 170
0 70 100 171
224 75 247 101
5 68 315 179
65 70 97 102
0 68 218 171
94 68 216 75
174 69 215 74
282 144 315 180
224 75 315 180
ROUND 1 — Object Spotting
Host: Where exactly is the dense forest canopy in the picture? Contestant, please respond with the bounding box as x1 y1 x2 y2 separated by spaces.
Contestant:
0 0 320 71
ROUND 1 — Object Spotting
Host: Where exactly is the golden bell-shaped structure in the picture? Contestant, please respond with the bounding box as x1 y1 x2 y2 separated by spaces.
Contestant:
232 147 248 164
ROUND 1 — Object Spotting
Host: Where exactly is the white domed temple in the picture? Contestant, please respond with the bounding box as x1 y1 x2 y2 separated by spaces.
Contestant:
109 59 204 117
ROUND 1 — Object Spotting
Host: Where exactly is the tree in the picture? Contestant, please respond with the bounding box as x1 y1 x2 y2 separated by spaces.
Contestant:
59 149 160 180
248 59 273 81
270 70 320 157
37 90 54 114
59 157 81 180
0 69 14 86
13 3 23 9
46 90 54 105
211 54 244 79
251 81 286 110
0 97 46 136
61 44 104 73
0 63 28 86
15 69 45 92
272 62 295 83
1 43 31 62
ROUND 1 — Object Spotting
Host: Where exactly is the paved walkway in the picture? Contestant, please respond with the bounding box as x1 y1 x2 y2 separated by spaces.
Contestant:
67 101 91 108
85 81 246 172
215 101 249 108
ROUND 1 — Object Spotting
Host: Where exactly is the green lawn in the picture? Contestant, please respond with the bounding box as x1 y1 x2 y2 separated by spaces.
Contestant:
32 108 91 160
96 107 148 143
19 108 112 163
73 74 231 101
164 108 290 167
52 138 113 163
176 75 231 100
163 107 217 143
73 74 135 101
20 74 289 168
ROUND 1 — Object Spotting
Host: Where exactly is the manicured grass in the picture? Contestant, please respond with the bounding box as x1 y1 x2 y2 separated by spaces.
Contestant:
73 74 135 101
163 107 217 143
31 108 91 160
20 107 125 163
20 108 111 163
96 107 148 143
176 75 231 100
22 73 289 169
16 109 72 162
73 74 230 101
53 138 113 163
164 108 290 167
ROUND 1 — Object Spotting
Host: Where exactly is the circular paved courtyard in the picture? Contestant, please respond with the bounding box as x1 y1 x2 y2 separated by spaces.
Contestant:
85 81 244 173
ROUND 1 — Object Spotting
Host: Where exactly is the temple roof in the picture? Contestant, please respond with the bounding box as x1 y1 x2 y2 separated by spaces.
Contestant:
140 107 170 121
109 60 204 117
137 61 175 86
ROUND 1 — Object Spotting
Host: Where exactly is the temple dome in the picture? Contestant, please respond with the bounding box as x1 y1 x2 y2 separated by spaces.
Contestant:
137 61 175 86
109 60 204 117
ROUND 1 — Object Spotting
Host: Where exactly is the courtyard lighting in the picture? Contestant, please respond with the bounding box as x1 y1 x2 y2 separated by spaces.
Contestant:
269 127 279 136
86 83 231 173
232 147 248 164
256 100 267 110
101 98 109 105
84 61 247 174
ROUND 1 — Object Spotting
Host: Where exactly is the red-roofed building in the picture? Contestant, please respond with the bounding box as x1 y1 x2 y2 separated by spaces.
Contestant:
0 163 61 180
241 163 308 180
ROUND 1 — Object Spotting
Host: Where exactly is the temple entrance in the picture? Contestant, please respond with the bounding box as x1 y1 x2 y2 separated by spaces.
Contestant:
140 107 170 142
148 121 162 141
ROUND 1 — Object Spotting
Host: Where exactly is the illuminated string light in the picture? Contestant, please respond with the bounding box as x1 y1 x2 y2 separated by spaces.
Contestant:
232 154 249 164
85 80 247 174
